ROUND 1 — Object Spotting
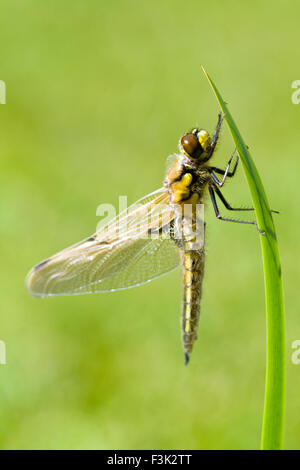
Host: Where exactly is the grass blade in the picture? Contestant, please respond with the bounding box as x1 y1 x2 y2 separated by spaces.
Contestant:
202 67 285 450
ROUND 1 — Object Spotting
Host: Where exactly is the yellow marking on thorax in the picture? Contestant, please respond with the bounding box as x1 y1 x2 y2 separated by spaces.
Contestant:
181 192 199 207
172 173 192 203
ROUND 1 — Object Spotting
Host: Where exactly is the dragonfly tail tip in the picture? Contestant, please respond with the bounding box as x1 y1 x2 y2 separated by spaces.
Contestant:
184 352 190 366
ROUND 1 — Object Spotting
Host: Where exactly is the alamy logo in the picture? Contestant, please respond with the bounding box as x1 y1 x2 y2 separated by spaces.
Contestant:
291 340 300 365
0 340 6 365
291 80 300 104
95 196 205 251
0 81 6 104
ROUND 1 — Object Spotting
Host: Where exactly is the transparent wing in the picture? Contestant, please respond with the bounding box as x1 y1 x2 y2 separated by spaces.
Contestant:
165 153 179 172
26 188 180 297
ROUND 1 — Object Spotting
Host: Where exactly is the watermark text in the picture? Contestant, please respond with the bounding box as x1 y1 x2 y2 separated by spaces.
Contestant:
291 340 300 364
0 340 6 365
0 81 6 104
291 80 300 104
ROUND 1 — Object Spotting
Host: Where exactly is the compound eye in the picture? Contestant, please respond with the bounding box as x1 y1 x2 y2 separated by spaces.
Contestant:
181 133 201 157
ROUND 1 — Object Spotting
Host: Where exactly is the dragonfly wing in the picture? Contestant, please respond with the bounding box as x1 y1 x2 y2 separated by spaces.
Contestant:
27 188 180 296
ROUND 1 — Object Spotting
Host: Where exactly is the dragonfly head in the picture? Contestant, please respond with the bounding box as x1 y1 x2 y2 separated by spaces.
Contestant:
180 128 211 161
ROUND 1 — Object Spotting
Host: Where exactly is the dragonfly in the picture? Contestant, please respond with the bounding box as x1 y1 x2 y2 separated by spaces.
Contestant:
26 112 266 364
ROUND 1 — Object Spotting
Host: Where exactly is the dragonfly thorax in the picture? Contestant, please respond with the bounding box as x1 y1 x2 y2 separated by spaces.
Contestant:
165 154 210 205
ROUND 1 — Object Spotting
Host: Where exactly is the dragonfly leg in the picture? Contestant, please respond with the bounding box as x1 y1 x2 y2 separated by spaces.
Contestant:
209 149 239 187
209 186 265 235
202 112 225 162
214 185 254 211
209 148 239 180
210 159 279 214
209 112 224 153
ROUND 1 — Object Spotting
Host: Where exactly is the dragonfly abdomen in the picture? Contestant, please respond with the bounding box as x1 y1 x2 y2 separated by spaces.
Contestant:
182 249 205 364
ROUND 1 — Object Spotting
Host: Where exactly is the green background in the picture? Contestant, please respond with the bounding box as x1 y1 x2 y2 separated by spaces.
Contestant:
0 0 299 450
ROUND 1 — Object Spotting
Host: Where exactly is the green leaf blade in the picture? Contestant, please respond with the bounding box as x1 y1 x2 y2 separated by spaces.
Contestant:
203 67 285 450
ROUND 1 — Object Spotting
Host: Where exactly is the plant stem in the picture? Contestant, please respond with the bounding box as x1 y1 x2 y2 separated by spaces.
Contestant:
202 67 286 450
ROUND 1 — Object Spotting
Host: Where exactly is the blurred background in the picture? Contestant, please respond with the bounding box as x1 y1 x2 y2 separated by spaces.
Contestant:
0 0 299 450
